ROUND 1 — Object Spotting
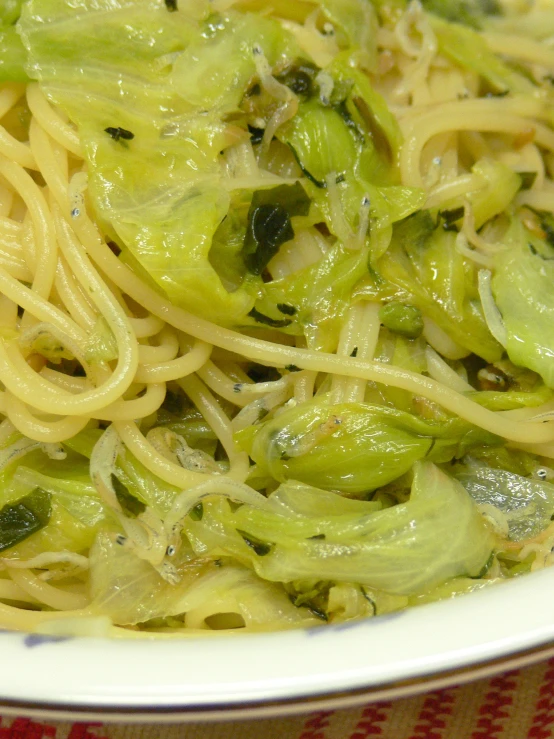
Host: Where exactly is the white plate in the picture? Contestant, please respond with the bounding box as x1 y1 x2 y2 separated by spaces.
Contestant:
1 567 554 723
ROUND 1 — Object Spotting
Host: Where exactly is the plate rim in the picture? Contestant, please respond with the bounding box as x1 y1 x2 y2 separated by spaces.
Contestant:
0 638 553 724
1 566 554 722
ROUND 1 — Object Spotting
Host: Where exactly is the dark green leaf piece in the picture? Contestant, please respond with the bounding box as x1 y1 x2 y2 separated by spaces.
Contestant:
189 502 204 521
0 488 52 553
243 183 310 274
112 475 146 518
237 529 273 556
393 210 436 252
248 308 293 328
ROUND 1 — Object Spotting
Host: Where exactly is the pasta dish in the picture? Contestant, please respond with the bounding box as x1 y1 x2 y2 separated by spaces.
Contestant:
0 0 553 637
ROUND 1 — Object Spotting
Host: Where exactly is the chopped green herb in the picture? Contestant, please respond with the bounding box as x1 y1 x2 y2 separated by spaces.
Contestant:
518 172 538 190
248 308 293 328
112 475 146 518
350 347 358 357
285 364 301 372
277 303 297 316
393 210 436 252
237 529 273 556
439 206 465 226
162 390 184 416
247 364 281 383
190 502 204 521
243 204 293 274
164 0 177 10
0 488 52 553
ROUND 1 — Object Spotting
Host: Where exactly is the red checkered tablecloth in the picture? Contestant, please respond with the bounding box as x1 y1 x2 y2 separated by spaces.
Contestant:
2 657 554 739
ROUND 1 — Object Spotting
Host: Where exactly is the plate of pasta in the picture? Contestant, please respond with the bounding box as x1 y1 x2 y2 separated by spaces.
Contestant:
1 0 554 720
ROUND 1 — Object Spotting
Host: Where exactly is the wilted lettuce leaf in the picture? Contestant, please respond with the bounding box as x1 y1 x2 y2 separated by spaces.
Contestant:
0 1 27 82
328 53 403 167
238 396 499 494
317 0 378 66
468 383 552 412
281 100 360 186
493 226 554 388
421 0 501 29
369 214 502 361
174 562 316 629
89 533 207 626
184 463 495 595
277 55 423 245
0 26 28 82
18 1 300 325
456 461 554 542
171 11 298 110
441 159 522 231
63 427 182 516
0 450 110 557
254 242 368 350
89 533 313 628
409 575 499 606
429 16 535 94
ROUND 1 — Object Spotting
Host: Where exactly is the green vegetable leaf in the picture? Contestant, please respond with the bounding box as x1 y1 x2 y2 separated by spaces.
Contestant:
280 100 361 185
457 461 554 542
441 159 522 230
0 26 28 82
0 1 23 25
328 53 404 166
317 0 378 68
186 463 495 595
379 302 423 339
493 233 554 388
243 183 309 275
112 475 146 519
0 487 51 553
421 0 501 29
371 215 503 361
429 16 534 94
171 11 298 111
90 533 314 627
239 396 499 494
255 242 368 350
18 2 300 326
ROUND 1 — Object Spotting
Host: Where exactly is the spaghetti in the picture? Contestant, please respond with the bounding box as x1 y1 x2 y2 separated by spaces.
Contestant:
0 0 552 635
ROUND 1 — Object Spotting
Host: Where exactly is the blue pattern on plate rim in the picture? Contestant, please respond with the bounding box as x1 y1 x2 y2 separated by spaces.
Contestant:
0 629 73 646
23 633 73 648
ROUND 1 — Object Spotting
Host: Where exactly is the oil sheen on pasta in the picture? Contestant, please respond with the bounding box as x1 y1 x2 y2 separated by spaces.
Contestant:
0 0 552 636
